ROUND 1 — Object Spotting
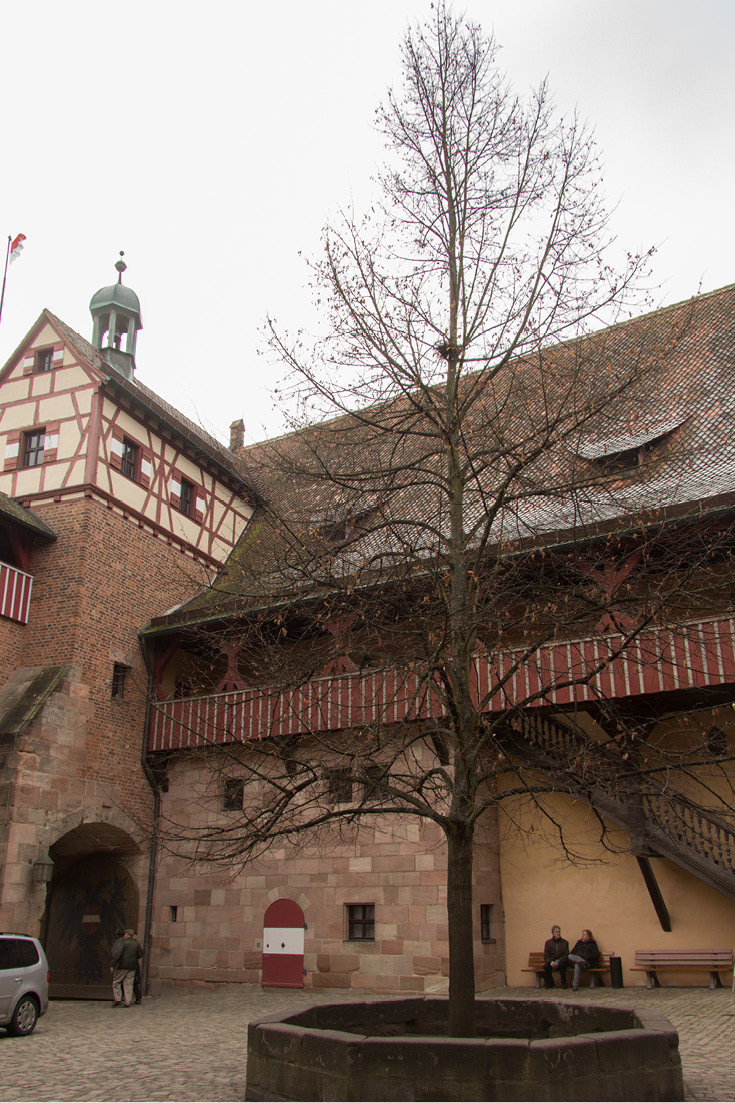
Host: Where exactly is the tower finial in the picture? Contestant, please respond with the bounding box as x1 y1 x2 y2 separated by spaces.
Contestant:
115 251 127 283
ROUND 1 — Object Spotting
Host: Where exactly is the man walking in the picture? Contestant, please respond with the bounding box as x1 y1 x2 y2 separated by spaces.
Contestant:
111 929 143 1008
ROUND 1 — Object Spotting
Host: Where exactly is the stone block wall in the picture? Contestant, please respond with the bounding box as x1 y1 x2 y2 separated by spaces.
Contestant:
148 754 505 994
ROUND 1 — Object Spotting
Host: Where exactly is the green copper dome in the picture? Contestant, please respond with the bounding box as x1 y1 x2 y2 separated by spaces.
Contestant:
90 253 143 379
89 253 142 327
89 280 142 322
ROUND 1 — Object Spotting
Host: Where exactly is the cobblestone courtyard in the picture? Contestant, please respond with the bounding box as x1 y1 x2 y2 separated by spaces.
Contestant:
1 984 733 1102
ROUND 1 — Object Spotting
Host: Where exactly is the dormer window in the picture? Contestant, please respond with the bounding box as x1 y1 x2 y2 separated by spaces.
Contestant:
579 422 683 477
593 445 643 475
315 497 384 548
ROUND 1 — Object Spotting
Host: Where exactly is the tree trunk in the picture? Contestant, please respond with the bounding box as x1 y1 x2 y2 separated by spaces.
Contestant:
446 822 476 1037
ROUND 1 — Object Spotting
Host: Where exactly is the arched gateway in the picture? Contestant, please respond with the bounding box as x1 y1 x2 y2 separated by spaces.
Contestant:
44 824 141 999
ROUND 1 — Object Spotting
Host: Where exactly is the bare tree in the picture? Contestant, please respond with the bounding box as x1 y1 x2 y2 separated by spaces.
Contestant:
145 6 735 1036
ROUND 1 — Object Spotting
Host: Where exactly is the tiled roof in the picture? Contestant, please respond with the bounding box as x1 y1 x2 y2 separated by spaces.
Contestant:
46 312 252 493
147 282 735 630
0 492 57 540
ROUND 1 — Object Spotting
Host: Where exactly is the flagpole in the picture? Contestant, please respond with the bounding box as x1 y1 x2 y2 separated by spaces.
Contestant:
0 235 11 332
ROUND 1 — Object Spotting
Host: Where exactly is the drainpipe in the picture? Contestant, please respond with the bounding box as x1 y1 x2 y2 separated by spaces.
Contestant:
138 629 161 997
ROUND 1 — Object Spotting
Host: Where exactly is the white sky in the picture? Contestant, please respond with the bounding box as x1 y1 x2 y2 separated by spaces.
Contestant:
1 0 732 445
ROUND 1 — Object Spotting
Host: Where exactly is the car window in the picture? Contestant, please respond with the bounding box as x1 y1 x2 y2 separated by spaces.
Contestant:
0 938 41 969
14 939 40 967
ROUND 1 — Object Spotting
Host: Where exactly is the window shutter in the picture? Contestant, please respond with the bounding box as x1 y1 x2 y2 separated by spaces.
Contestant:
3 430 20 471
194 486 204 524
170 469 181 509
43 422 60 463
22 355 35 377
140 448 153 488
109 430 123 471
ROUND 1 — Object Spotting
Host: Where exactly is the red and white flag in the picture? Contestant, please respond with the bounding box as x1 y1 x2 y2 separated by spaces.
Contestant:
9 233 26 263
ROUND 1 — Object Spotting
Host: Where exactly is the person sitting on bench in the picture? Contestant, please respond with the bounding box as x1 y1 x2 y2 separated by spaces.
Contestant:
543 925 570 989
568 929 600 990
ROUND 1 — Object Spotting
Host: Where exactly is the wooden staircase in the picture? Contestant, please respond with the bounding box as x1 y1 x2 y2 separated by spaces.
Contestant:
514 714 735 900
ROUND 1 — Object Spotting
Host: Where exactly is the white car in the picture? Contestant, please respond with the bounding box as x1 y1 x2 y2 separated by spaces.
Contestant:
0 934 49 1035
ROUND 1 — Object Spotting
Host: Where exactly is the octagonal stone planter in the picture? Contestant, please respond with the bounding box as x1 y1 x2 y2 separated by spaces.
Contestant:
245 997 683 1101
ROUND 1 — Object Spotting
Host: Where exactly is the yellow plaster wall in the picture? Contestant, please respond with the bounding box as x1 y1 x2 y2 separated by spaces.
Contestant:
112 408 147 440
31 323 58 348
11 467 43 497
0 400 39 431
109 470 149 513
29 373 52 397
0 378 31 405
52 369 95 408
36 392 79 426
499 794 735 987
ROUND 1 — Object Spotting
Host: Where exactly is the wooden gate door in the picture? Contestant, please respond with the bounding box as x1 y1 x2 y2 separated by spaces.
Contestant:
45 854 138 999
261 899 305 988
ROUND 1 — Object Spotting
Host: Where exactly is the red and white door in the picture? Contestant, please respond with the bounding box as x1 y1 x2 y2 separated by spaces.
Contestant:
261 899 305 988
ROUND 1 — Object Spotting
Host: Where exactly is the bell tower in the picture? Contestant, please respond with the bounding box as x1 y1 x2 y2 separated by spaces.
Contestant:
89 252 143 379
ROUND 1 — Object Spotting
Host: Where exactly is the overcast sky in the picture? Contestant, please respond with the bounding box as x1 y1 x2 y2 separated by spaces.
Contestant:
1 0 732 445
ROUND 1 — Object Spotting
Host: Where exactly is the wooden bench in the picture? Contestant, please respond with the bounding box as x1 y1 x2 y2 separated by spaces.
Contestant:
632 950 733 989
522 952 615 989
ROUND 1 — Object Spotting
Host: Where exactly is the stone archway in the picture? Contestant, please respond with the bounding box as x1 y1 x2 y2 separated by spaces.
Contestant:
44 823 141 999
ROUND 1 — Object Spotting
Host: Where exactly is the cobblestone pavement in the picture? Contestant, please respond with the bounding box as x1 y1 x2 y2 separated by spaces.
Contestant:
0 984 733 1102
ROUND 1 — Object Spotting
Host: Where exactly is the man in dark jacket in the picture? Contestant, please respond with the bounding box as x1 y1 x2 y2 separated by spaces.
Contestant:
543 925 569 989
111 929 143 1007
568 929 600 990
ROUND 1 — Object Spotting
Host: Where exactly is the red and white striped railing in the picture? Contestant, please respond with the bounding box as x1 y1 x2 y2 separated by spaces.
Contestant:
0 560 33 625
148 614 735 752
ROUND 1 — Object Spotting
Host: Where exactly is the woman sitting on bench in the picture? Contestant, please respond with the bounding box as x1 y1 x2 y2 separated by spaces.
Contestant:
568 929 600 990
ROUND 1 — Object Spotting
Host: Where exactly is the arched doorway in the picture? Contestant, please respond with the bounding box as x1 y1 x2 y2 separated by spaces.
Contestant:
44 823 141 999
262 899 305 988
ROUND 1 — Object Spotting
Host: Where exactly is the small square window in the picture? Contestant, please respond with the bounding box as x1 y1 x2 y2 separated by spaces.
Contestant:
22 429 45 468
35 349 54 373
111 663 129 699
120 438 139 480
223 778 245 811
347 904 375 941
178 479 194 517
328 769 352 804
480 904 495 943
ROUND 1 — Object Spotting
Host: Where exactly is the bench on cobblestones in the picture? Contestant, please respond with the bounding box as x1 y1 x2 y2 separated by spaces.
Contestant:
522 951 614 988
631 949 733 989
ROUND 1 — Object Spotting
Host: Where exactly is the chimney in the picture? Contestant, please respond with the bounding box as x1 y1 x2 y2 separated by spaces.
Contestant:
229 419 245 452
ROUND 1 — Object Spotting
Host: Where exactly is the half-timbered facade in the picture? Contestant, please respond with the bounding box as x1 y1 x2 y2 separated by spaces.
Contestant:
0 265 254 997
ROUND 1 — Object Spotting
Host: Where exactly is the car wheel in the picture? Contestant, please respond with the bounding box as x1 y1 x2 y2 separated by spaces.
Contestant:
7 995 39 1036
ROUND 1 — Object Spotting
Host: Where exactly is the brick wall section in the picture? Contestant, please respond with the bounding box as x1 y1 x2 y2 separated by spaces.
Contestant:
0 498 212 933
149 755 505 994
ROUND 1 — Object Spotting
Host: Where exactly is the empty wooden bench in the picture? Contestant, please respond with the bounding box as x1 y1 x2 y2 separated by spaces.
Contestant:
522 952 615 988
632 950 733 989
